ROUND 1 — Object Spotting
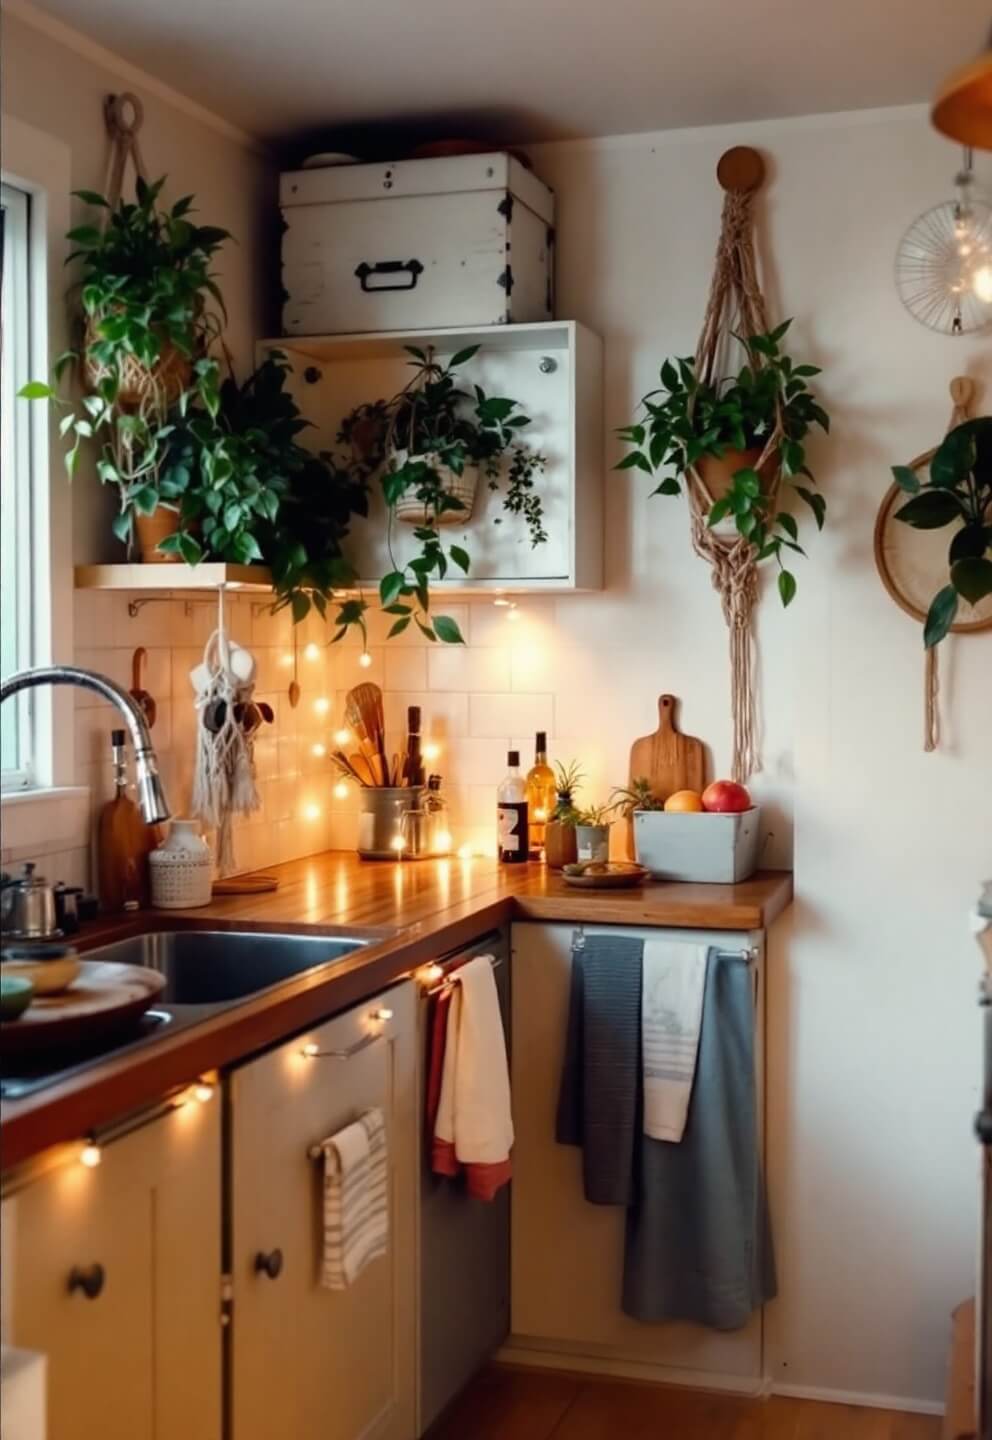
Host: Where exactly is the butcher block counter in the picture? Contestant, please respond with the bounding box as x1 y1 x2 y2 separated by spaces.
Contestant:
0 851 791 1171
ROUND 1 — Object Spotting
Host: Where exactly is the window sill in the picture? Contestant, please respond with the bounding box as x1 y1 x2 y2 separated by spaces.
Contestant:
0 785 90 860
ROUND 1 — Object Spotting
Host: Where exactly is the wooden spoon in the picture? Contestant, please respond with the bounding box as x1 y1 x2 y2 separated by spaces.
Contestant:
129 647 156 728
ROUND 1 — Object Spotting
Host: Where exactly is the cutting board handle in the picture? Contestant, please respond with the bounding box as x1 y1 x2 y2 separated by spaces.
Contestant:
657 694 677 731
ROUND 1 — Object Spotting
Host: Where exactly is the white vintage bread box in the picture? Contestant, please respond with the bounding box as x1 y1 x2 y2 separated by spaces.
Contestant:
280 152 555 335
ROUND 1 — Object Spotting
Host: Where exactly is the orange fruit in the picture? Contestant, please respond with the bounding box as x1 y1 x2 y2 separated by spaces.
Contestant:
664 789 704 813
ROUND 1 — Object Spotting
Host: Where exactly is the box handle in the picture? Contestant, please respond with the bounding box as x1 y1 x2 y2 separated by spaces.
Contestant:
354 259 424 292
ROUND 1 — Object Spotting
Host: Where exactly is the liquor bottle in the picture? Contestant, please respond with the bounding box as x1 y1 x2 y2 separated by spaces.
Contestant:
497 750 529 864
525 731 555 860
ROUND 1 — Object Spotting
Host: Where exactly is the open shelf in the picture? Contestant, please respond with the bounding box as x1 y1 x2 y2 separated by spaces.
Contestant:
262 320 578 364
74 563 274 593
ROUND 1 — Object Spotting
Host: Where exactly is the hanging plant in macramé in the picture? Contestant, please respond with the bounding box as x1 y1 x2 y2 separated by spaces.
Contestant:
617 147 831 782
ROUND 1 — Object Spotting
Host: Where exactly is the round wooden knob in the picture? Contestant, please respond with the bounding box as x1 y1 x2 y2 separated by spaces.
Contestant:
254 1248 284 1280
716 146 765 193
68 1263 105 1300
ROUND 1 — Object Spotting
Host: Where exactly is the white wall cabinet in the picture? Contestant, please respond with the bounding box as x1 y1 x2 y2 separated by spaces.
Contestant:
507 921 767 1391
261 321 603 593
4 1099 222 1440
228 980 417 1440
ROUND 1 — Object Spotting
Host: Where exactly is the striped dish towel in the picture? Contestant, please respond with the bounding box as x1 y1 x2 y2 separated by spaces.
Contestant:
318 1108 388 1290
642 939 709 1143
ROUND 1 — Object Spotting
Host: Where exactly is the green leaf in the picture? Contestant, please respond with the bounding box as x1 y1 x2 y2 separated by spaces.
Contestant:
930 427 975 489
448 345 480 367
949 523 989 563
432 614 465 644
794 485 826 530
388 616 412 638
132 486 159 516
708 497 732 527
18 380 54 400
415 618 437 642
111 511 132 542
651 477 682 497
894 491 964 530
891 465 920 494
950 556 992 606
778 569 797 607
72 189 110 207
383 603 412 616
775 512 799 542
379 570 406 606
660 359 679 390
177 531 204 566
615 451 653 473
449 545 470 573
923 584 959 648
65 225 102 247
291 591 311 624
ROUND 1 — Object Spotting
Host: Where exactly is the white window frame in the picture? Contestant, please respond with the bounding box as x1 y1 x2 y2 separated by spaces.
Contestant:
1 115 74 808
1 180 35 787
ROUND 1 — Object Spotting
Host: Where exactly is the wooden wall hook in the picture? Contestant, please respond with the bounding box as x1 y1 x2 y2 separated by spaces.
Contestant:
716 146 765 194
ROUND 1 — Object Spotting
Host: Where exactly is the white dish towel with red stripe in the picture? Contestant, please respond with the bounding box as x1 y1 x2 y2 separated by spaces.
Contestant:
642 939 709 1143
318 1108 388 1290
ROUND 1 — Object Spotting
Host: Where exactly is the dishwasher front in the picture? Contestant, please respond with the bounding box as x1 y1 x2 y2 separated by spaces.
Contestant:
417 927 511 1434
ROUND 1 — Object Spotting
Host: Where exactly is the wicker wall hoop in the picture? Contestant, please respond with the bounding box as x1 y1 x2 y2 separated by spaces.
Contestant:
873 376 992 750
685 145 779 784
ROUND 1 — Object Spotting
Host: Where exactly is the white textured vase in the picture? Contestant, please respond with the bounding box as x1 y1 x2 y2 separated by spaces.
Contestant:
149 819 213 909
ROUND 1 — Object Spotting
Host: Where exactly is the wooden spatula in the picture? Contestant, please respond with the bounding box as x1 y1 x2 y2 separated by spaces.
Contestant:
628 694 706 803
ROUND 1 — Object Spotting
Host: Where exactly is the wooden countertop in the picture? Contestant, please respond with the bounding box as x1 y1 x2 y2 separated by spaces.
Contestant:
0 852 792 1172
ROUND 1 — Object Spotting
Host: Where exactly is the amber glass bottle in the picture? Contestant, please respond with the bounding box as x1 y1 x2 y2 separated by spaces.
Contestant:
525 731 555 861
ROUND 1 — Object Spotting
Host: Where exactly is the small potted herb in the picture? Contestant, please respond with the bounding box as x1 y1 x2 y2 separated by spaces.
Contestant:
616 320 830 606
545 760 583 870
339 344 547 642
890 415 992 646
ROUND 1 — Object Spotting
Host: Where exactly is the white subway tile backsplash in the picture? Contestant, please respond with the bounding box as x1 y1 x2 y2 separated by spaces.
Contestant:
384 648 427 693
428 646 511 693
469 692 553 740
445 737 509 786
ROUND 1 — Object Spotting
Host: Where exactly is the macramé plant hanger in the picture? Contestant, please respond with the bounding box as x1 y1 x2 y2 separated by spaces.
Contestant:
686 146 781 782
874 376 992 750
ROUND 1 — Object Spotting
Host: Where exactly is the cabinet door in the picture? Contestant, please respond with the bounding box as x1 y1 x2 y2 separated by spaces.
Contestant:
510 921 764 1385
230 981 417 1440
6 1097 221 1440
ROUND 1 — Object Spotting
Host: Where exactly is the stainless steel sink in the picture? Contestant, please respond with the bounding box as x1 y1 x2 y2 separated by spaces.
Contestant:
84 928 373 1007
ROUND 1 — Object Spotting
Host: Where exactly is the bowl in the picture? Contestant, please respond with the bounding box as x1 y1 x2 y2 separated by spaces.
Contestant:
0 975 35 1020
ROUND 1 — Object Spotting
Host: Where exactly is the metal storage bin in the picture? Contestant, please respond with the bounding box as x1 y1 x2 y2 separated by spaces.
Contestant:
280 152 555 335
633 807 762 884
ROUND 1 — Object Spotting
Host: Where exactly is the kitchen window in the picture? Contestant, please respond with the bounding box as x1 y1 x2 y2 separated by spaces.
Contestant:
1 179 36 789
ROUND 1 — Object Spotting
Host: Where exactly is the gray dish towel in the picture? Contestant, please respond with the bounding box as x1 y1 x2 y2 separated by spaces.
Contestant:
557 937 776 1332
555 936 643 1205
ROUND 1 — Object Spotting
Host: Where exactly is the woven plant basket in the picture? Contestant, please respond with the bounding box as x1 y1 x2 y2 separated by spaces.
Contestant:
697 446 777 537
391 451 478 526
83 313 192 408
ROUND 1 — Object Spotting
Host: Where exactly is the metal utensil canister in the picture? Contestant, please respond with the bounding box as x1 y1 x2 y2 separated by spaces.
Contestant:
357 787 425 859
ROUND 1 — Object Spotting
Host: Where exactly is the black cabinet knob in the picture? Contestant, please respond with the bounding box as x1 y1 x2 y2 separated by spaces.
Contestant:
254 1248 283 1279
68 1263 105 1300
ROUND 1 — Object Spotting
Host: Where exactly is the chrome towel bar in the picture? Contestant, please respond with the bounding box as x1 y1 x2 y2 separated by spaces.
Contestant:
570 925 755 965
422 954 503 997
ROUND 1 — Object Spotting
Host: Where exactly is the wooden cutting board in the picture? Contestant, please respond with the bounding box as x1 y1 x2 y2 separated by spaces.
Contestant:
0 961 166 1057
628 694 706 802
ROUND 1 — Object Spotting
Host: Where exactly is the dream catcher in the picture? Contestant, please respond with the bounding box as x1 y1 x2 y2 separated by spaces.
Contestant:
895 149 992 336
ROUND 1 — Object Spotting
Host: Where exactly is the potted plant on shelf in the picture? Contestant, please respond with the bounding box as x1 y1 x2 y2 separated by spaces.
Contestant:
20 177 229 561
337 343 547 643
544 760 584 870
890 415 992 646
574 803 612 864
160 353 369 624
615 320 830 606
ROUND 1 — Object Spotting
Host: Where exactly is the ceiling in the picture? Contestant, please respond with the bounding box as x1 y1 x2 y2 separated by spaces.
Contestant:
24 0 991 150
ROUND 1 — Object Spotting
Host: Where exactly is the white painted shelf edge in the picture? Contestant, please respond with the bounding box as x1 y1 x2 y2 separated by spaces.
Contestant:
259 319 583 362
74 563 274 592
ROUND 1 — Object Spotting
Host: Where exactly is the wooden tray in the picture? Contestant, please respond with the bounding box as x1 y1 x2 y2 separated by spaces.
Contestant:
562 863 650 890
0 961 166 1057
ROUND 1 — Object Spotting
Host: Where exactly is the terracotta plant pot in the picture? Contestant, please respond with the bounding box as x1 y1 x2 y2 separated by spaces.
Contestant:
696 446 776 536
544 819 578 870
134 507 181 564
390 450 478 526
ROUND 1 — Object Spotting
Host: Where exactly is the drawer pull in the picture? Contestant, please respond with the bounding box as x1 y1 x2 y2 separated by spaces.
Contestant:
354 259 424 293
68 1263 105 1300
301 1031 383 1062
254 1249 283 1280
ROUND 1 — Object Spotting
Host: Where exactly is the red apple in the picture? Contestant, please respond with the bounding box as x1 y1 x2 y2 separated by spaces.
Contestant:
701 780 752 813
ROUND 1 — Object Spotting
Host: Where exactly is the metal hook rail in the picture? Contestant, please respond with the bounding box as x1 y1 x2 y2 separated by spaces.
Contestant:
423 954 504 997
570 925 756 966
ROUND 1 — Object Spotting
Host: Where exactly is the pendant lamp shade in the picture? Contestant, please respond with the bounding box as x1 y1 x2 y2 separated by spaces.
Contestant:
932 33 992 151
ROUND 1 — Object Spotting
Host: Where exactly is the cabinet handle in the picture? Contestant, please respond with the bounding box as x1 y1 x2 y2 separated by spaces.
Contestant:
254 1249 284 1280
68 1263 105 1300
354 259 423 292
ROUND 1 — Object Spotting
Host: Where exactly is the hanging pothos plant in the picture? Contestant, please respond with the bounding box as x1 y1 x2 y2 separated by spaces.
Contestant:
333 344 547 643
19 177 229 549
615 320 830 605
